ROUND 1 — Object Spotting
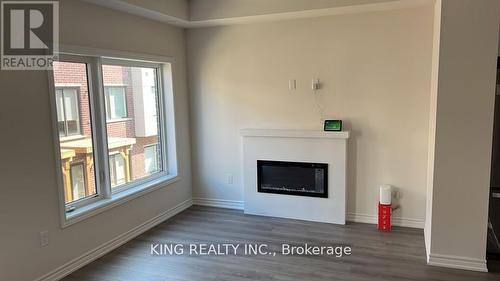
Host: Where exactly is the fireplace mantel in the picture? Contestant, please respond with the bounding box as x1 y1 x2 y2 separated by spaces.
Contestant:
241 128 349 224
240 129 350 139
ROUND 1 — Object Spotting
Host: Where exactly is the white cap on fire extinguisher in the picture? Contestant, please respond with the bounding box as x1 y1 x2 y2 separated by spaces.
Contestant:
379 184 392 205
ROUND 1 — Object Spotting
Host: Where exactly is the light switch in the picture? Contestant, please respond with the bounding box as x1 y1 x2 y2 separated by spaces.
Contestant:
40 231 49 247
226 173 234 185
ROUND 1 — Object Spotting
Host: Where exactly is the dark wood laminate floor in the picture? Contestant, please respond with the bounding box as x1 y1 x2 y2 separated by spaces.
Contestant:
63 206 500 281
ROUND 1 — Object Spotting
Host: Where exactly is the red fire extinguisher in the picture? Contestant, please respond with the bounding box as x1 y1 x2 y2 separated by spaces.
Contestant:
378 203 391 231
378 185 392 231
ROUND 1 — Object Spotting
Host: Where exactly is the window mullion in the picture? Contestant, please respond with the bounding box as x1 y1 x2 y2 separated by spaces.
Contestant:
61 90 68 136
156 67 169 174
89 57 112 199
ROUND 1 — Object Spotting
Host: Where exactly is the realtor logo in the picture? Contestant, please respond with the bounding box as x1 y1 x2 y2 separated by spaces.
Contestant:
1 1 58 70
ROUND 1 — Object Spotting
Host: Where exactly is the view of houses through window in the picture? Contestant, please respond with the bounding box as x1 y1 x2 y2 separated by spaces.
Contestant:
54 61 163 204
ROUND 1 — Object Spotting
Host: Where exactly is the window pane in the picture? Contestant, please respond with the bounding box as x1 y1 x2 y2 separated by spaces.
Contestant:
114 154 126 185
109 154 127 189
70 164 86 201
105 87 127 119
63 89 80 135
144 145 159 175
102 64 163 190
53 61 98 204
55 90 66 136
109 155 116 187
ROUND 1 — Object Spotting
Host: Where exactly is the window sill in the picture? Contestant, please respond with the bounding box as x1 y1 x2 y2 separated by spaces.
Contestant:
62 174 181 228
106 117 132 124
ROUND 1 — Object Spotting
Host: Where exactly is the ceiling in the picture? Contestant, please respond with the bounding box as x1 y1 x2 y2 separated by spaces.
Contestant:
82 0 434 28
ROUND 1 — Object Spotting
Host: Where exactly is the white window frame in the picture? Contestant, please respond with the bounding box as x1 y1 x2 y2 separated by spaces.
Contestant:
102 58 170 195
51 55 105 212
48 45 180 228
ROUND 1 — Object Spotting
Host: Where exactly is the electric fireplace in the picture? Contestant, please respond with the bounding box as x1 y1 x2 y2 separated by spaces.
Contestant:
257 160 328 198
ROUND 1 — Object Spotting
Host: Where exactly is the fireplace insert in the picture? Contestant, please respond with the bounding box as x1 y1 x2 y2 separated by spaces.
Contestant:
257 160 328 198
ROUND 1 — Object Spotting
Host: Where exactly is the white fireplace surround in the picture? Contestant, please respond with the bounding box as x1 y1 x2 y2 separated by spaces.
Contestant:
241 129 349 224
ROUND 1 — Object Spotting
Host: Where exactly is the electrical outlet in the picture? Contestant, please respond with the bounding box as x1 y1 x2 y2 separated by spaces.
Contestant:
226 173 234 185
40 231 49 247
312 79 320 90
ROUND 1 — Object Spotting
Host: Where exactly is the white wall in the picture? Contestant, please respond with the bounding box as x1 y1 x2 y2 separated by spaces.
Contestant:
188 0 400 20
84 0 190 20
0 1 191 280
425 0 500 270
121 0 189 19
188 6 434 223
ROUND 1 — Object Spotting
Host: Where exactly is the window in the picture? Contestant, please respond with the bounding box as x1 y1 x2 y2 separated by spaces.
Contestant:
70 163 86 201
53 61 98 206
109 153 127 188
102 64 164 188
50 52 177 226
56 87 81 137
104 86 127 120
144 144 160 175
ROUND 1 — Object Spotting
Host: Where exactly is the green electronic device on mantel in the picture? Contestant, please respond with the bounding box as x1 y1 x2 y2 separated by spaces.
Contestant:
324 120 342 131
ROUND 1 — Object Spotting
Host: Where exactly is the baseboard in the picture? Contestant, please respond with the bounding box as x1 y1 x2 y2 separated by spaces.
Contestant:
346 213 425 229
35 198 193 281
192 197 244 210
428 253 488 272
191 199 423 229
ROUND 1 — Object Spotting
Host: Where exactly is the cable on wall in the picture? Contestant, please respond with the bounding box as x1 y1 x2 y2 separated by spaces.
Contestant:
312 79 326 125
